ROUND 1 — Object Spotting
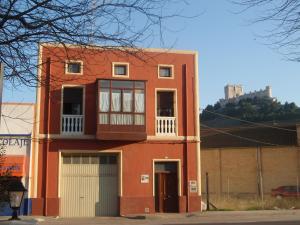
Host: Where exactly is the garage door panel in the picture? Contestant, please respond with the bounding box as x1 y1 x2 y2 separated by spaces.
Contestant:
60 154 118 217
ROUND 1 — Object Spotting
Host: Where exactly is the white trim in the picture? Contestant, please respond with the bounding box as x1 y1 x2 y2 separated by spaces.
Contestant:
157 64 174 79
152 159 182 196
40 43 198 55
65 60 83 75
39 134 95 139
38 134 198 141
58 149 123 196
32 44 43 198
147 136 197 141
155 88 178 136
194 52 201 197
112 62 129 78
58 151 62 198
60 84 85 135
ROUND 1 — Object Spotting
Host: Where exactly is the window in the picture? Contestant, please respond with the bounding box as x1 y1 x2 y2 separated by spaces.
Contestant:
112 63 129 77
65 61 83 74
63 87 83 115
157 91 174 117
61 87 84 134
98 80 145 125
158 65 174 78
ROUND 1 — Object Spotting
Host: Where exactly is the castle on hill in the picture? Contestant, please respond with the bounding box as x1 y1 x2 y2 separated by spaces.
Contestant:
219 84 273 107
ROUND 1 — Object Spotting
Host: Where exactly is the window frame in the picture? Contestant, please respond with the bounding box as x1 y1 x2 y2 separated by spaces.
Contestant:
60 84 85 134
98 79 146 126
65 60 83 75
155 88 178 135
158 64 174 79
112 62 130 78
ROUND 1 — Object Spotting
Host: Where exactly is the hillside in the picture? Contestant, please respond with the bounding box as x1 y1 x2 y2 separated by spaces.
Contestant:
201 97 300 126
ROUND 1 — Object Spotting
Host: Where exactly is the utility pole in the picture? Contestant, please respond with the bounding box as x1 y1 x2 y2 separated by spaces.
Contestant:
206 172 210 211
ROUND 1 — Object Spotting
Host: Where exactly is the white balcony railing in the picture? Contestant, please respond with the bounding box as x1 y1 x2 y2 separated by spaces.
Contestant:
62 115 84 134
156 117 176 136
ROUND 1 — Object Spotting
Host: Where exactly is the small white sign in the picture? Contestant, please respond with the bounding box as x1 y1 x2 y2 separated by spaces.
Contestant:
189 180 198 193
141 174 149 183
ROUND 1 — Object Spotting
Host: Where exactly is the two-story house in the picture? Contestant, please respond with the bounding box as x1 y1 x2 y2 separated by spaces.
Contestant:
31 43 201 217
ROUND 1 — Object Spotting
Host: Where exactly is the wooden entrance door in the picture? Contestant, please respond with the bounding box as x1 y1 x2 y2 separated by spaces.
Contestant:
155 171 178 212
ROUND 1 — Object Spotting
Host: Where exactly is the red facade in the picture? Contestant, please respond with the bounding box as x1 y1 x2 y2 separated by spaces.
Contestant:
32 44 201 216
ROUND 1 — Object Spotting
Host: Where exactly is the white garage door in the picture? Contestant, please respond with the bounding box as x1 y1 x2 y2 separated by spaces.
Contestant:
60 154 119 217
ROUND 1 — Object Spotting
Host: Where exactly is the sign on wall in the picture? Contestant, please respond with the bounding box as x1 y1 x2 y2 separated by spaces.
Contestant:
0 136 31 177
141 174 149 183
189 180 198 193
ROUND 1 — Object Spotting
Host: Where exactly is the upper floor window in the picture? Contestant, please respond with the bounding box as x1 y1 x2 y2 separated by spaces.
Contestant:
63 87 83 115
98 80 145 125
61 86 84 134
158 65 174 78
65 61 83 74
157 91 174 117
112 62 129 77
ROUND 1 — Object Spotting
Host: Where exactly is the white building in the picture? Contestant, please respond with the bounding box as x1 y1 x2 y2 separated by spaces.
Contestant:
0 102 35 215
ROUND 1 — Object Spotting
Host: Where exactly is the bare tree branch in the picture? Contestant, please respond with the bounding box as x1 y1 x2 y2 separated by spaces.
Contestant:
234 0 300 61
0 0 191 87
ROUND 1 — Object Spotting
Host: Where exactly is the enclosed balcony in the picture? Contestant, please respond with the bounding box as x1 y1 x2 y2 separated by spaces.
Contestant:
156 91 177 136
96 79 146 141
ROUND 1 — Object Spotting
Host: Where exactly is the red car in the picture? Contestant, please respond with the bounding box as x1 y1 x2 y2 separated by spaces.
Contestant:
271 186 300 198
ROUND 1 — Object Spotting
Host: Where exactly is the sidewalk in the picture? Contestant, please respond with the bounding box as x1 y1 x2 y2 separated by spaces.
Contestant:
0 210 300 225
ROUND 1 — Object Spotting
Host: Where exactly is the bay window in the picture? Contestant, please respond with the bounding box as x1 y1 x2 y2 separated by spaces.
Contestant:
98 80 145 126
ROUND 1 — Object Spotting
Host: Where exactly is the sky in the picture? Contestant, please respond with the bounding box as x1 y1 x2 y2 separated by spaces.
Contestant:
3 0 300 109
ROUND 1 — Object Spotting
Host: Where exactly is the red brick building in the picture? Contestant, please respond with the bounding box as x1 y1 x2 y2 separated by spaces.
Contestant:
31 44 201 217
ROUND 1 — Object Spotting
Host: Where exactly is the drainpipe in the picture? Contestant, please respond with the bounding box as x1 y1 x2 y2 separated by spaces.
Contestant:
43 57 51 216
193 52 201 207
182 64 189 212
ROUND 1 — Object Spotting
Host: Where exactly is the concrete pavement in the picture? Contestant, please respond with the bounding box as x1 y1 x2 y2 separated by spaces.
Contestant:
0 210 300 225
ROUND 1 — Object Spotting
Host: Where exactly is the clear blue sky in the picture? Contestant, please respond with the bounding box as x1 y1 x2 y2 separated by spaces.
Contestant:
3 0 300 108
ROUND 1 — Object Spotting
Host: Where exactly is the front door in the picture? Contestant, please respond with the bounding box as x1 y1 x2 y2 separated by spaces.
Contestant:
155 162 179 213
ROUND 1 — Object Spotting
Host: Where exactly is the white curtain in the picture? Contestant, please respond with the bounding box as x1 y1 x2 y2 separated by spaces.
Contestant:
135 115 144 125
135 90 144 113
111 114 133 125
99 113 108 124
123 90 133 112
99 89 110 112
112 90 121 112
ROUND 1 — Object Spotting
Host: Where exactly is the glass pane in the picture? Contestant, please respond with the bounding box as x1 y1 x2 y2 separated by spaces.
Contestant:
123 90 133 112
108 156 117 164
135 114 144 125
111 114 133 125
135 81 145 89
157 91 174 117
100 156 108 164
81 155 90 164
111 89 121 112
99 113 109 124
63 87 83 115
135 90 144 113
9 191 24 208
155 162 177 172
72 155 81 164
99 80 110 87
112 80 133 88
67 62 81 73
91 156 99 164
114 65 127 75
63 156 71 164
99 88 110 112
159 67 172 77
